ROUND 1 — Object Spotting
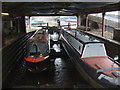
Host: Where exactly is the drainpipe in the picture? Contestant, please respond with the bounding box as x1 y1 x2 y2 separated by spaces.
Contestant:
86 14 88 31
102 12 105 37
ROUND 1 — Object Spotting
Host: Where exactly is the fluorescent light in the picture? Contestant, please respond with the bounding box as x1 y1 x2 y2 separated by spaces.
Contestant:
1 13 9 16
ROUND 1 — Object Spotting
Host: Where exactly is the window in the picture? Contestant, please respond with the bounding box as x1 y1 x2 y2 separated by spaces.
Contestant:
82 43 107 58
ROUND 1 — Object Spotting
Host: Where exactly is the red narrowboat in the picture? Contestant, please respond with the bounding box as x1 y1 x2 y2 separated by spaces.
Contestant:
24 29 51 73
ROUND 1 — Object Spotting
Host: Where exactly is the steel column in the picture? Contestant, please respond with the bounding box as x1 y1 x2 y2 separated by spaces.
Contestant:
86 14 88 31
102 12 105 37
21 16 26 33
28 16 31 29
77 15 81 28
17 17 20 33
68 22 71 30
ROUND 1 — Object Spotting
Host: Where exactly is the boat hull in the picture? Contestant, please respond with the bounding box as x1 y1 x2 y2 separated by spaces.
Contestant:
26 57 51 73
61 34 119 88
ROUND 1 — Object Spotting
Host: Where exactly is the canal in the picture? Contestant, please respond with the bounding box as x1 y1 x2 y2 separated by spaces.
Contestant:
9 42 92 88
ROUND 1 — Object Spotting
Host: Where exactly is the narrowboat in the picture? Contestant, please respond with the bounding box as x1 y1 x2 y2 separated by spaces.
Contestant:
60 29 120 88
24 29 51 73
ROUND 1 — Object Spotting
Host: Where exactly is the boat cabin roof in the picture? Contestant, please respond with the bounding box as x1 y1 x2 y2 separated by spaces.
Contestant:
66 30 103 45
77 35 103 45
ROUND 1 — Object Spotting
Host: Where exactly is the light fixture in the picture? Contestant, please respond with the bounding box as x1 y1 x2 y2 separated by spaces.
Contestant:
1 13 9 16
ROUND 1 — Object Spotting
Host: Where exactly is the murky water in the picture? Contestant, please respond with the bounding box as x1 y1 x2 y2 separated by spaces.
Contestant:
4 31 120 89
13 43 91 88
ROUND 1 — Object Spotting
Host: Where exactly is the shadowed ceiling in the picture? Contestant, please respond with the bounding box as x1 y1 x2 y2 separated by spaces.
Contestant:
2 2 120 17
